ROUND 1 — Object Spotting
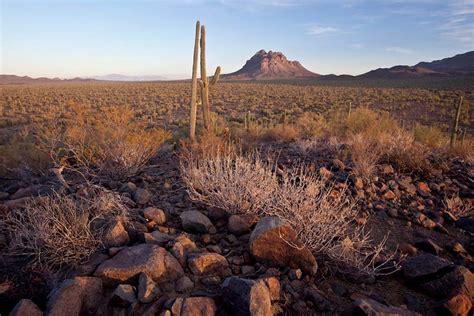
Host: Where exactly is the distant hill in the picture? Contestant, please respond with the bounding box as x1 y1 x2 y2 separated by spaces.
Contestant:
85 74 166 81
359 51 474 78
0 75 95 85
223 50 319 80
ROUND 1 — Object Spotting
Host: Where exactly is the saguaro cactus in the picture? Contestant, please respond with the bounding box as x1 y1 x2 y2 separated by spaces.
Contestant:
450 96 463 148
189 21 221 138
189 21 200 141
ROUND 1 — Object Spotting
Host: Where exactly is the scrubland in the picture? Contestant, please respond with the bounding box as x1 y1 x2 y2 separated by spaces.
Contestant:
0 80 473 315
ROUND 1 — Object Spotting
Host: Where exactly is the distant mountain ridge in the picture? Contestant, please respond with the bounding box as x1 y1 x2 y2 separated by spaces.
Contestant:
222 50 319 80
0 75 95 85
85 74 166 81
359 51 474 78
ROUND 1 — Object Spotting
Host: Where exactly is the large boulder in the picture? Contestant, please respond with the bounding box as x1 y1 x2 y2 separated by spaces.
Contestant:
180 211 213 234
10 299 43 316
45 279 83 316
420 266 474 299
171 297 217 316
73 276 104 314
188 252 231 277
221 276 273 316
249 217 317 275
94 244 183 283
401 253 452 281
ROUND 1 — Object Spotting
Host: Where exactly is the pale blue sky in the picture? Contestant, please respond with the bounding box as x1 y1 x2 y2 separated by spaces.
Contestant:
1 0 473 78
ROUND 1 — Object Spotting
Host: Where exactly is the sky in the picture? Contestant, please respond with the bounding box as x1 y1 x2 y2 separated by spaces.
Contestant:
1 0 474 78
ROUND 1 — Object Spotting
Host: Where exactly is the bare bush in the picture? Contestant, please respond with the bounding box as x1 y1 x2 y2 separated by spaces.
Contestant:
347 134 381 178
180 149 277 215
1 187 127 270
181 148 399 276
37 104 170 181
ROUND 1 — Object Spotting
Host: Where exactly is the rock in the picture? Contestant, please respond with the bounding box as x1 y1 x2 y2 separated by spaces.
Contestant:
228 214 258 236
221 276 273 316
143 207 166 225
450 241 467 254
75 252 109 276
332 159 345 170
351 298 420 315
133 188 152 204
111 284 137 306
319 167 332 179
94 244 184 283
119 182 137 193
381 164 394 175
354 177 364 190
188 252 231 277
261 277 280 301
176 276 194 293
180 211 213 234
73 276 103 314
171 234 198 267
143 231 175 246
414 239 443 255
103 219 130 248
46 279 83 316
416 182 430 196
10 299 43 316
383 190 396 200
438 293 472 316
289 269 303 280
304 287 332 311
399 243 417 256
421 266 474 299
138 273 160 303
172 297 217 316
249 216 317 275
456 217 474 234
401 254 452 281
399 177 417 194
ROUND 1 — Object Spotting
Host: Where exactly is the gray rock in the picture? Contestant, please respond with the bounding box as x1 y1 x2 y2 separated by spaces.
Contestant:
133 188 152 204
228 214 257 235
176 276 194 293
46 279 83 316
111 284 137 306
401 253 452 281
221 276 273 316
180 211 213 234
10 299 43 316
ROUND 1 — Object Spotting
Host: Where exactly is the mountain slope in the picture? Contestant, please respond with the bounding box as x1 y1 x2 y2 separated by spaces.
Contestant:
360 51 474 78
0 75 95 85
223 50 319 80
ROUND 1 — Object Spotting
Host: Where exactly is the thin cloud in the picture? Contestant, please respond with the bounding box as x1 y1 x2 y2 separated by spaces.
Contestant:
307 25 339 35
385 47 413 54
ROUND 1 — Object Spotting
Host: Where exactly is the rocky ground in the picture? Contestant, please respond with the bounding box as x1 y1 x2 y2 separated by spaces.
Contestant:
0 142 473 316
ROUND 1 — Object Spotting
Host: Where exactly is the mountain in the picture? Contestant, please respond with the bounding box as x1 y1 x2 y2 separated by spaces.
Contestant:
0 75 95 85
223 50 319 80
360 51 474 78
85 74 166 81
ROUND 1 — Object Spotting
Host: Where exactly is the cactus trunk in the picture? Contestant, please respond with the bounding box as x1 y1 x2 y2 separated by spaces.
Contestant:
200 25 211 131
189 21 200 141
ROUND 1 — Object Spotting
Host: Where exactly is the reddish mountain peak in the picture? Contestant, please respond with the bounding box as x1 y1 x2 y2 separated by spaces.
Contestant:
223 50 319 80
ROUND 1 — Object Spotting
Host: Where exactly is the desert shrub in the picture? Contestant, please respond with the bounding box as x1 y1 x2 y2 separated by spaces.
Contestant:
447 139 474 162
296 112 327 138
444 193 473 218
263 124 301 142
1 187 127 270
347 134 381 178
181 149 399 276
37 104 171 180
180 148 277 215
413 124 447 148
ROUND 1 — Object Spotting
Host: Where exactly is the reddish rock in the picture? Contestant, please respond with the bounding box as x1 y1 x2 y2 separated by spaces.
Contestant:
94 244 184 283
73 276 103 314
103 219 129 248
416 182 431 196
171 234 198 267
351 298 420 315
138 273 160 303
228 214 258 235
441 293 472 316
172 297 217 316
143 207 166 225
188 252 231 277
249 216 317 275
